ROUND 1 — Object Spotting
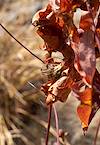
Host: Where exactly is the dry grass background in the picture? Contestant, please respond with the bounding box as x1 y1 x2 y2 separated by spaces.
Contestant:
0 0 100 145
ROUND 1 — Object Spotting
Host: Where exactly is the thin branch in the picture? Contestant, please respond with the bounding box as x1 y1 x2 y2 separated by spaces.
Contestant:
53 104 60 145
45 104 52 145
0 23 44 64
27 82 66 145
93 119 100 145
28 81 37 90
28 82 52 145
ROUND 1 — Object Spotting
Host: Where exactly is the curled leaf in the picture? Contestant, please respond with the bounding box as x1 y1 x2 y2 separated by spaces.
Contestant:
46 76 72 104
32 0 100 132
73 8 89 29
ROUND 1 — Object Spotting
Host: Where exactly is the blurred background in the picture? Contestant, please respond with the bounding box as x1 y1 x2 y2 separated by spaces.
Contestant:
0 0 100 145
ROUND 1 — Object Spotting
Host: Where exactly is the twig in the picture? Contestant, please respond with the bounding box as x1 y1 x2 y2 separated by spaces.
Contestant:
0 23 44 64
93 119 100 145
28 82 53 144
29 80 53 143
45 104 52 145
53 104 60 145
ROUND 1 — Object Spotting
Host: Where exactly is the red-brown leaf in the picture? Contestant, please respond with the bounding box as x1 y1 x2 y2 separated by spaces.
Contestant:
74 30 96 87
46 76 73 104
77 104 92 130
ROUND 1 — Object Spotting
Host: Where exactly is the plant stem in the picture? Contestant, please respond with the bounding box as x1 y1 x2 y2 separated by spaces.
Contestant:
93 119 100 145
45 104 52 145
0 23 44 64
53 104 60 145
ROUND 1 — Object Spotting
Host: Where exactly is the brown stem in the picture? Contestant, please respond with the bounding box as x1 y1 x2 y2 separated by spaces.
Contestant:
27 82 65 145
24 81 52 144
53 104 60 145
93 119 100 145
45 105 52 145
0 23 44 64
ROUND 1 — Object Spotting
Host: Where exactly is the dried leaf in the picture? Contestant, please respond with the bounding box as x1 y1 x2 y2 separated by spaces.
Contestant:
46 76 71 104
32 4 52 24
60 0 72 12
74 30 96 87
77 104 92 130
73 8 88 29
32 0 100 132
